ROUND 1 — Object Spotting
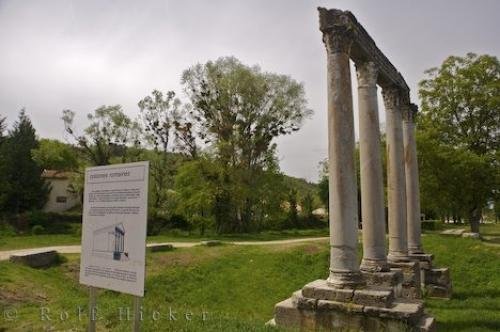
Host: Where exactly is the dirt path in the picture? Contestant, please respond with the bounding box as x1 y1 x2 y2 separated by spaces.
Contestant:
0 237 329 261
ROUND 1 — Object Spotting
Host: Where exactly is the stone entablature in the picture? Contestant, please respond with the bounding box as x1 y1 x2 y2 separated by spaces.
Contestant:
318 7 409 93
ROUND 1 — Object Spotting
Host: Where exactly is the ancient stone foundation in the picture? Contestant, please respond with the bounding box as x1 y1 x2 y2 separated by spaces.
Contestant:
270 279 435 331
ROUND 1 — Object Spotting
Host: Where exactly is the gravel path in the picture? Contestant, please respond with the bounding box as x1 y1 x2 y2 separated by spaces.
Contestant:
0 237 329 261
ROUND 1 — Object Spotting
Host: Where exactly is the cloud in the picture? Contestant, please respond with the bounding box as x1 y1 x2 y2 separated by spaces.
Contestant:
0 0 499 181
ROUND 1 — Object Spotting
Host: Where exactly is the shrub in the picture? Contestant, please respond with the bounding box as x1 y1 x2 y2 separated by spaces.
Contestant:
31 225 45 235
0 219 17 236
73 224 82 237
24 211 81 234
421 220 443 231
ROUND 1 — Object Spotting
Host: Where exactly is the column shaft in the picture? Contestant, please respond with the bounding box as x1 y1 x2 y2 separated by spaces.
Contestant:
383 88 409 262
404 105 423 253
323 30 363 287
356 62 389 272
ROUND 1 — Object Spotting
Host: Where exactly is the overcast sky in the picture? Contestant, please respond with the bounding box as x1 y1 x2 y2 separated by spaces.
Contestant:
0 0 498 182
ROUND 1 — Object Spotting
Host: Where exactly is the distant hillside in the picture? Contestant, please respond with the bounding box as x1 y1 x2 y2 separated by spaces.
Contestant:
283 175 321 207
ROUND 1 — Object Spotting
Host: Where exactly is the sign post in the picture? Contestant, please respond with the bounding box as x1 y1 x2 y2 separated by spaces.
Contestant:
88 286 97 332
133 296 142 332
79 161 149 331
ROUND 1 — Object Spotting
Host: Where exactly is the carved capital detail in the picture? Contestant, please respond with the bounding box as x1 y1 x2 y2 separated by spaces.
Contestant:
322 28 353 54
403 103 418 123
382 87 401 110
356 61 378 88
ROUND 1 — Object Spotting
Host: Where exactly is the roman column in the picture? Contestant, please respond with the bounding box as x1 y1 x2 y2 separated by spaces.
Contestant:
383 88 409 262
404 104 424 254
322 27 363 287
356 62 389 272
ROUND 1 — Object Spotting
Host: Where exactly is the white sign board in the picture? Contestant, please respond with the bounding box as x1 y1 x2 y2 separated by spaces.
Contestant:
79 161 149 297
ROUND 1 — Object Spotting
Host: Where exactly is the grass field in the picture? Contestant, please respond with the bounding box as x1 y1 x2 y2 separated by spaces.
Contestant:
0 224 499 331
0 228 329 251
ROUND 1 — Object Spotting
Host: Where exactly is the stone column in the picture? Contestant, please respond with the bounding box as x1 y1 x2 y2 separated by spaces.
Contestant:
356 62 389 272
383 88 409 262
404 104 424 254
322 28 363 287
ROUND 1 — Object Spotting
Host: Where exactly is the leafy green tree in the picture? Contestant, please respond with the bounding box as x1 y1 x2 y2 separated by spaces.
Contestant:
0 115 8 210
419 53 499 232
62 106 140 166
0 115 6 142
138 90 180 217
0 110 49 214
419 53 499 155
174 157 217 234
138 90 196 219
181 56 311 231
286 188 299 228
301 192 314 219
139 90 181 154
318 175 329 211
32 139 80 171
418 131 496 226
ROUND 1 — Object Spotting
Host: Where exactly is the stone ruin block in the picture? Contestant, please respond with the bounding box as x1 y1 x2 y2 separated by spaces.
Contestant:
9 250 59 268
389 261 422 300
423 268 452 299
410 253 453 299
149 244 174 252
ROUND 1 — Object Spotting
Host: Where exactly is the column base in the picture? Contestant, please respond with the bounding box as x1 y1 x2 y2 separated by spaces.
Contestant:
361 269 404 298
270 279 435 331
327 270 365 288
389 261 422 300
409 253 433 270
410 252 452 299
360 257 391 273
408 247 425 256
387 251 411 263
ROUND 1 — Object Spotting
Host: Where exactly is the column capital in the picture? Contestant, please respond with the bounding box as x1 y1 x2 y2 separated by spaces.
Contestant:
403 103 418 123
382 87 401 110
322 28 354 54
356 61 378 88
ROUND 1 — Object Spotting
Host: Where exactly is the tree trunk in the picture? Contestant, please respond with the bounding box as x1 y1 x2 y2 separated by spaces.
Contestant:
469 207 481 233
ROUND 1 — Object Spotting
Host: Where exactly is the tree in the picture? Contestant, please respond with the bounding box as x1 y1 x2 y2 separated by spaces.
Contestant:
286 188 299 228
419 53 499 232
318 175 329 211
32 139 80 171
62 106 140 166
0 110 49 214
0 115 6 143
174 157 218 234
181 56 312 231
418 131 496 227
301 192 314 220
0 115 8 210
138 90 179 218
138 90 196 218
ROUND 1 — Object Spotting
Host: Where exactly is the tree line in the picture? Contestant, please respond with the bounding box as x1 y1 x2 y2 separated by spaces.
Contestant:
0 57 323 235
1 53 498 235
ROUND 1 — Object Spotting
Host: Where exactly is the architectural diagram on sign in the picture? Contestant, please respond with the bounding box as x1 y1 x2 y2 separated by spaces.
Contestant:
92 223 129 261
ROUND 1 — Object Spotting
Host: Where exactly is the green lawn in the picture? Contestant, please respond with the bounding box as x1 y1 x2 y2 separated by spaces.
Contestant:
0 228 329 251
0 225 499 331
